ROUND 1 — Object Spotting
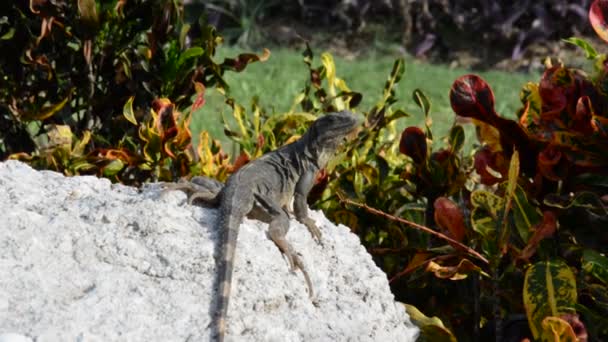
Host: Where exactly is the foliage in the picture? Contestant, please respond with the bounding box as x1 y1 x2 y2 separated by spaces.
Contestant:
0 0 267 183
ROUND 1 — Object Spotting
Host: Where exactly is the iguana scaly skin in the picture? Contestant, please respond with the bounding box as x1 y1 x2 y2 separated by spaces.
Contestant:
167 111 360 341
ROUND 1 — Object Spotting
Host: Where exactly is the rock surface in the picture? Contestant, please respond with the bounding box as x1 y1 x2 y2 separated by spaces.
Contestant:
0 161 419 341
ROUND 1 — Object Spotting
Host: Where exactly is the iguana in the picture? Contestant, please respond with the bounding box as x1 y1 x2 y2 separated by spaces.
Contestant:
165 111 360 341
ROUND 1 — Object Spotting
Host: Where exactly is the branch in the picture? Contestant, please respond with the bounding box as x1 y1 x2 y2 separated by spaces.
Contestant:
336 192 489 265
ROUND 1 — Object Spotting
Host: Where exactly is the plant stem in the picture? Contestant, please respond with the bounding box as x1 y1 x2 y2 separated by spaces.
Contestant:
337 191 489 265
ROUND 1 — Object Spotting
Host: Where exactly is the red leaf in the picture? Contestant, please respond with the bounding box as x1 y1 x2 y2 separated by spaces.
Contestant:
537 145 564 181
573 96 595 135
230 152 250 173
590 0 608 43
518 211 557 260
399 126 427 164
450 75 497 122
430 149 451 164
191 82 206 112
592 114 608 136
433 197 466 244
539 66 577 121
474 147 506 185
222 48 271 72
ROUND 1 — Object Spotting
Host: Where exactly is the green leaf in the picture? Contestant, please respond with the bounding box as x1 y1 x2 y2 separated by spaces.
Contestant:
471 206 497 238
511 185 542 243
177 47 204 69
413 88 431 117
122 96 137 125
1 27 15 40
523 260 578 339
582 249 608 285
563 37 598 60
102 159 124 177
449 125 464 153
500 150 520 245
544 191 607 215
413 88 433 140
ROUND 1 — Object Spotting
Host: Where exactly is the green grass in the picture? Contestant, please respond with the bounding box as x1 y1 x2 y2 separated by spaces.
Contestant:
192 46 539 150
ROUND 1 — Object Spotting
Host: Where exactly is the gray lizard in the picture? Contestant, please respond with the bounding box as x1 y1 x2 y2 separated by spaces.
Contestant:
166 111 360 341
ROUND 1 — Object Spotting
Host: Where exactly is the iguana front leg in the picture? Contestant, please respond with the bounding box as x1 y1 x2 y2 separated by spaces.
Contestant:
254 193 315 301
294 170 322 241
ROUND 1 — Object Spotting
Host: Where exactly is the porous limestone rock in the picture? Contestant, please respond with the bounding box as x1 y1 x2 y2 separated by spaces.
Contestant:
0 160 419 341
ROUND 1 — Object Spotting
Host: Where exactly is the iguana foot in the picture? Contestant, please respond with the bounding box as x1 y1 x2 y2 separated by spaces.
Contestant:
301 217 322 242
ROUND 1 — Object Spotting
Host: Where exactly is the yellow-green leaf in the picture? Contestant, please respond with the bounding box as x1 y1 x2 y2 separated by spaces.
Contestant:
321 52 336 96
102 159 124 177
72 130 92 156
123 96 137 125
500 150 520 246
471 189 504 218
403 304 457 342
47 124 73 150
505 150 520 209
470 207 496 238
511 185 542 243
523 260 578 339
23 93 71 121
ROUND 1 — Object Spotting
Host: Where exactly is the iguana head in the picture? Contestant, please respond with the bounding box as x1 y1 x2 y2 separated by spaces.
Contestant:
305 110 361 165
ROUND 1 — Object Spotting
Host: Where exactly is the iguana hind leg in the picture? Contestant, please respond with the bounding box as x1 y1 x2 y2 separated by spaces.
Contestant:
162 176 224 206
254 193 316 301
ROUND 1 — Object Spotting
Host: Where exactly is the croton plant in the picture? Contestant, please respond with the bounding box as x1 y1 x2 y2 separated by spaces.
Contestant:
392 0 608 340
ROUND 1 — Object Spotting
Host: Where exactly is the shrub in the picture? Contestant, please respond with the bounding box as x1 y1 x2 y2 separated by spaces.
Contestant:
0 0 267 183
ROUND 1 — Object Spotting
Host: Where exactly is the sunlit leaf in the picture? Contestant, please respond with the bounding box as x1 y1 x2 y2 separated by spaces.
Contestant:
47 124 73 150
403 304 457 342
426 259 485 280
102 158 124 177
563 37 598 60
122 96 137 125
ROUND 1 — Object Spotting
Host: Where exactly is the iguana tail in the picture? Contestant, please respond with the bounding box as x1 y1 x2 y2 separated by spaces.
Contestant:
214 188 250 342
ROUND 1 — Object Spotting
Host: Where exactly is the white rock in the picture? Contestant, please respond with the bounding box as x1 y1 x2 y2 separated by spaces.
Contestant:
0 160 419 341
0 333 33 342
